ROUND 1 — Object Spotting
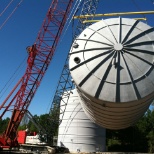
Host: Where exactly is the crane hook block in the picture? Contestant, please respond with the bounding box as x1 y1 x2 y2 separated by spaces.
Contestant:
26 44 37 68
26 46 32 53
26 44 36 53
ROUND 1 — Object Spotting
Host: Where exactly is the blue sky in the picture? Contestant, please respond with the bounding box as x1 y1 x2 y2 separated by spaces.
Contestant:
0 0 154 118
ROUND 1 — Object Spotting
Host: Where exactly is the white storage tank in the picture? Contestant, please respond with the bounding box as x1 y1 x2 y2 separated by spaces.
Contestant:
57 89 106 153
69 18 154 129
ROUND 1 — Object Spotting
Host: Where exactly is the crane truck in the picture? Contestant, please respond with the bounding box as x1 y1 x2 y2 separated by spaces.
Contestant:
0 0 74 151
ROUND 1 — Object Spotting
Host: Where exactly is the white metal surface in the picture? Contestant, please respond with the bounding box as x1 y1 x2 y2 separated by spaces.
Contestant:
69 18 154 129
25 135 46 145
57 89 106 153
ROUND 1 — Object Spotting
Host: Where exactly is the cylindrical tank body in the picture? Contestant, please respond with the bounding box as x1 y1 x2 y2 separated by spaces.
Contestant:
57 89 106 153
69 18 154 129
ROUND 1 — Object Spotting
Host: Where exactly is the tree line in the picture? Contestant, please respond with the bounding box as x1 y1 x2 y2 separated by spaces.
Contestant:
0 109 154 152
106 109 154 152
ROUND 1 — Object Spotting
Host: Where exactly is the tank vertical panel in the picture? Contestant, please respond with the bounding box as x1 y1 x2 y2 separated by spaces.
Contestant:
57 89 106 153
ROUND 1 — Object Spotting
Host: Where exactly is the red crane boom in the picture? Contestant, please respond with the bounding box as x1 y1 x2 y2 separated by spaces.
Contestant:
0 0 73 148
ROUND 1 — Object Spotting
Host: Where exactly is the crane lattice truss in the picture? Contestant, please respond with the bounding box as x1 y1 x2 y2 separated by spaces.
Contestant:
0 0 73 147
49 0 100 129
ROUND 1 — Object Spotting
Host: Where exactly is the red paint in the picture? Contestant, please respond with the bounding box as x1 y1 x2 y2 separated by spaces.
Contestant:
0 0 73 149
17 131 27 144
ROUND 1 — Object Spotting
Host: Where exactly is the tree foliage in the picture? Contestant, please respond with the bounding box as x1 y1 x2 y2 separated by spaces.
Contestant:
107 109 154 152
0 117 10 134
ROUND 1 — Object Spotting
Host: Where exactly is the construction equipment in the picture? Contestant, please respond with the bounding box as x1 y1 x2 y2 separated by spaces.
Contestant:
18 130 47 145
0 0 74 149
49 0 100 132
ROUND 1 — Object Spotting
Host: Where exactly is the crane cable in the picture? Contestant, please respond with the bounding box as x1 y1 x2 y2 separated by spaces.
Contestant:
59 0 82 43
0 0 24 97
0 56 26 100
0 0 23 30
131 0 147 23
150 0 154 4
150 0 154 10
0 0 14 16
45 0 83 113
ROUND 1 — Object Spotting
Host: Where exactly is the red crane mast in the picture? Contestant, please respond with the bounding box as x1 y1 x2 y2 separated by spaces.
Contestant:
0 0 73 148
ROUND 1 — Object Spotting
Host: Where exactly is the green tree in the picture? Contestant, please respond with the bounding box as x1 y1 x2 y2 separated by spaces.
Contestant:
18 124 27 131
27 114 39 133
106 110 154 152
0 117 10 134
147 130 154 152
